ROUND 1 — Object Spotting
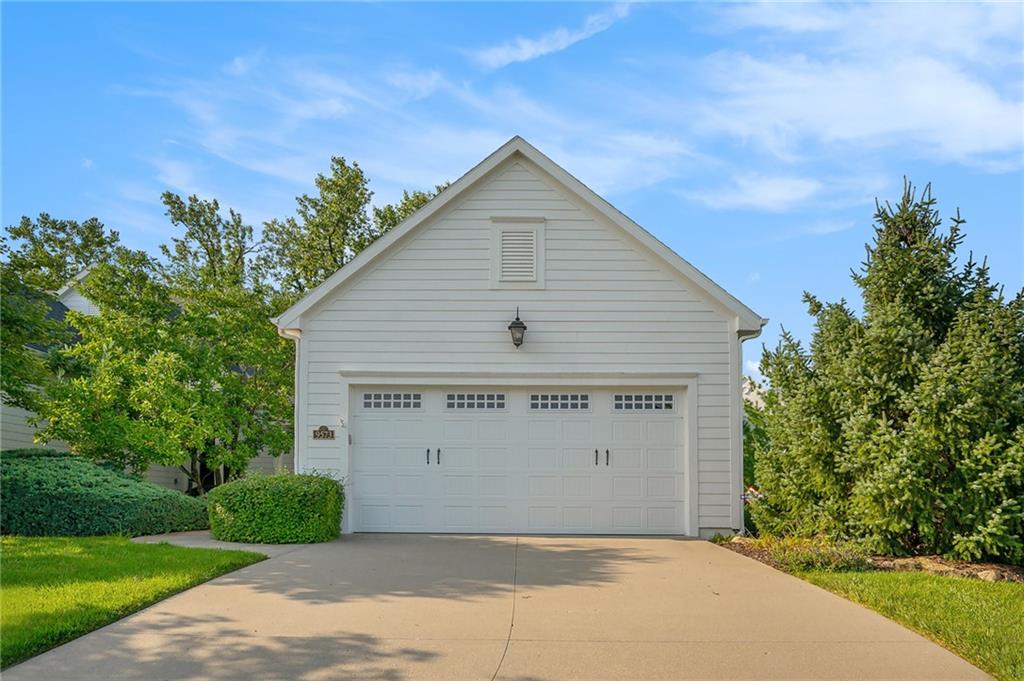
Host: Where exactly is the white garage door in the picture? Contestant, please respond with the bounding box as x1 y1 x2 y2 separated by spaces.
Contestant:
350 387 686 534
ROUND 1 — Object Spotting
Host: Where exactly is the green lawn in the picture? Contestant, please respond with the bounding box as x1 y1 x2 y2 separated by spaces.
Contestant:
0 536 264 669
800 570 1024 681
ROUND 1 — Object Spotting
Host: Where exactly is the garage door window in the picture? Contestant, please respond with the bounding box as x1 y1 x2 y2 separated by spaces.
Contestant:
362 392 422 409
613 393 674 411
530 393 590 410
446 393 507 410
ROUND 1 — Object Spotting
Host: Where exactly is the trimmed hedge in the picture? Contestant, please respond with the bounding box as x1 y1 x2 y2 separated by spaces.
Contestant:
207 473 342 544
1 449 208 536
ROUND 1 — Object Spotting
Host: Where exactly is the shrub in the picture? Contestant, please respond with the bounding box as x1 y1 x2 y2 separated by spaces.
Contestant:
756 536 872 572
207 473 342 544
1 449 208 536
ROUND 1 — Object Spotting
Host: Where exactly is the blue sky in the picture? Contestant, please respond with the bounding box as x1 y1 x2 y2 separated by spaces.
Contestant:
3 2 1022 376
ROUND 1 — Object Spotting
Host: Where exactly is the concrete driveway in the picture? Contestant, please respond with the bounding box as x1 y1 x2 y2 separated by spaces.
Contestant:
5 534 988 680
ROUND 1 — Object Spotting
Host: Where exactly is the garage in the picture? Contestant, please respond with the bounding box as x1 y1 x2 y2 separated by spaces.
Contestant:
275 137 766 537
350 387 687 534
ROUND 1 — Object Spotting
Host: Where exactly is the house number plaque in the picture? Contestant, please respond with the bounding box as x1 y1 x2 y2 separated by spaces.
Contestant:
312 425 336 440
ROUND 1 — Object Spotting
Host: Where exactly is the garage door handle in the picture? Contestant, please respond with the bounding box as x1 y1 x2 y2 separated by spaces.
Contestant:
426 448 431 465
606 449 610 466
436 448 441 465
595 449 598 465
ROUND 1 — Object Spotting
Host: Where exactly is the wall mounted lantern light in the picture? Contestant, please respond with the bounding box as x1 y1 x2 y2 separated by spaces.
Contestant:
508 307 527 348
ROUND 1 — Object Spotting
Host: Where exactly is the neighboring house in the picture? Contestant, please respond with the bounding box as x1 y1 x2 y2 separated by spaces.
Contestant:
742 378 765 409
0 267 293 488
274 137 767 537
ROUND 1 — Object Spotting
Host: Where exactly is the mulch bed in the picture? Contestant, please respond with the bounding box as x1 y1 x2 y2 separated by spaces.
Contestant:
721 537 1024 582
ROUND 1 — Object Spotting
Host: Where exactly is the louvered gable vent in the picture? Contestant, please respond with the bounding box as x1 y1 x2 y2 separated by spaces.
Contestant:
499 230 536 281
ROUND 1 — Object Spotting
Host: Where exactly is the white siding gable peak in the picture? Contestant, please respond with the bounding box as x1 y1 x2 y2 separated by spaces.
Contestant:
273 136 767 334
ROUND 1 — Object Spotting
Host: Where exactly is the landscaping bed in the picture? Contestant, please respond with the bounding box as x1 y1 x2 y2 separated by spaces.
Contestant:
720 536 1024 681
0 536 264 668
724 536 1024 582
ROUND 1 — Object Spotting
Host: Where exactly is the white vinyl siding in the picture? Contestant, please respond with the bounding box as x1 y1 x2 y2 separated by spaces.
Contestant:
0 403 65 451
296 156 739 532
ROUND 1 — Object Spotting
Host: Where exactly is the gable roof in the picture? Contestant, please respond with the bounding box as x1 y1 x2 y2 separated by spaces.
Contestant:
54 265 93 297
273 136 767 334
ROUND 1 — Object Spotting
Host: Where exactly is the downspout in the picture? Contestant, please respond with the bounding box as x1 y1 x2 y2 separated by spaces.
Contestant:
275 323 302 474
736 318 769 536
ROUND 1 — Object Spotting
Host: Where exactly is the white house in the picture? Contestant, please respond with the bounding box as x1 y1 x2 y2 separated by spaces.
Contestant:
274 137 766 537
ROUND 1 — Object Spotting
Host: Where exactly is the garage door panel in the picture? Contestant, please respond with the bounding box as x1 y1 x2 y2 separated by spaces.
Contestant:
443 474 475 496
613 476 643 498
351 386 687 534
478 419 511 441
392 505 427 528
563 475 592 497
646 420 677 442
528 447 559 468
611 448 642 469
441 446 476 468
528 420 558 440
478 506 510 528
563 447 594 469
563 507 593 529
646 448 677 470
394 474 425 496
479 475 509 496
442 420 474 440
647 476 678 498
647 507 677 530
528 506 560 529
561 420 593 441
478 448 509 468
529 475 561 497
360 418 428 440
612 421 642 441
612 506 642 530
358 474 393 496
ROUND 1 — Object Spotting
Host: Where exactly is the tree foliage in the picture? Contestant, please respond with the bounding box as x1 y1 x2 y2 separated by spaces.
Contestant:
0 215 114 409
38 196 292 492
752 182 1024 564
0 267 65 410
1 214 119 291
260 156 446 296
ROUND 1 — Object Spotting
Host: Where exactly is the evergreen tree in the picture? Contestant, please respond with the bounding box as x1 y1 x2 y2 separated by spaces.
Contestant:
752 182 1024 563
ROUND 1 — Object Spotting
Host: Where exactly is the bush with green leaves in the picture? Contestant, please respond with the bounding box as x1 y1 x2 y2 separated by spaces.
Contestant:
751 183 1024 564
207 473 343 544
1 449 208 536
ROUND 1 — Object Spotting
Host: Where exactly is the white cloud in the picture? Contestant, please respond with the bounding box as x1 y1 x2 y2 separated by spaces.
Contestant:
151 157 205 196
81 158 94 169
472 3 631 69
699 3 1024 168
801 219 855 236
385 68 447 100
696 52 1023 166
223 53 262 76
682 173 822 212
722 3 1023 66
